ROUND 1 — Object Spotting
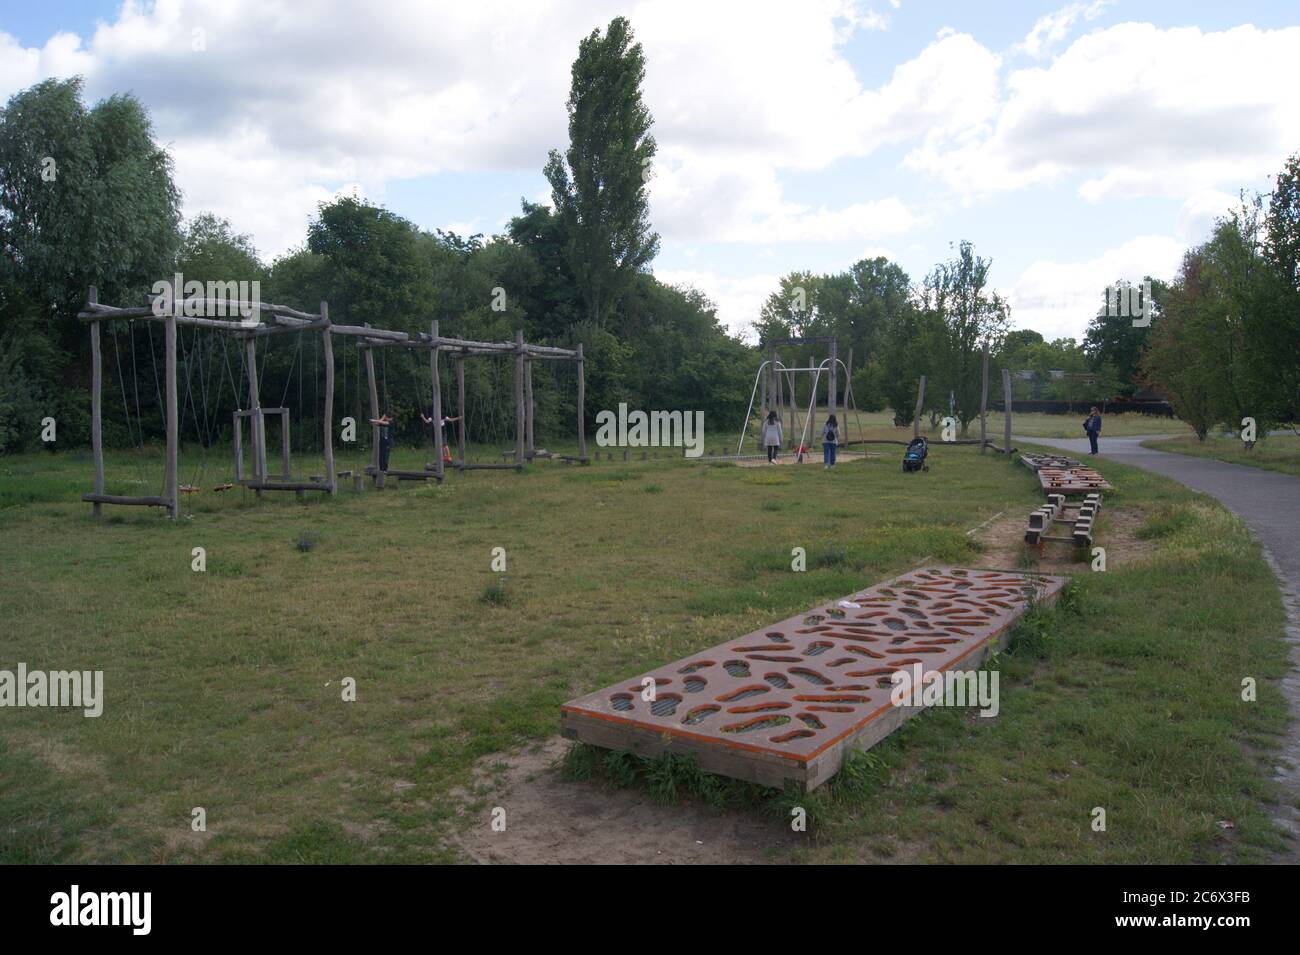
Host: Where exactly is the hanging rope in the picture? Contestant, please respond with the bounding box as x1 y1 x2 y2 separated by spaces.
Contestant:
113 321 161 495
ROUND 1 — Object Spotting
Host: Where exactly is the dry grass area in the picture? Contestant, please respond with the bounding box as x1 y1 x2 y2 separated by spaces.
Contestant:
0 438 1291 864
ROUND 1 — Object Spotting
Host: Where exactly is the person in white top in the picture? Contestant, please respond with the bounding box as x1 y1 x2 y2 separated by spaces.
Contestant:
761 411 783 463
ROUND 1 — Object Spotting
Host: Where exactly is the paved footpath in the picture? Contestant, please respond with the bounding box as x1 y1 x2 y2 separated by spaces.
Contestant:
1015 433 1300 860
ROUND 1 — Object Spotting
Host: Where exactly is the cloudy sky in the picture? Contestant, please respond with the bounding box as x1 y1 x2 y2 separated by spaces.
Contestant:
3 1 1298 341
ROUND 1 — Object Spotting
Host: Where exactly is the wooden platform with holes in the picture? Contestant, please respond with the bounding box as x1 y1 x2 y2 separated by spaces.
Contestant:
1037 465 1112 494
1020 452 1081 472
560 566 1068 790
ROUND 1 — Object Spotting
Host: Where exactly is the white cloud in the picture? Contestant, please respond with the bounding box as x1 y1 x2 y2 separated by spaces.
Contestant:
1003 234 1185 340
653 268 781 339
1 1 968 258
911 23 1300 203
1017 1 1111 60
1176 189 1242 244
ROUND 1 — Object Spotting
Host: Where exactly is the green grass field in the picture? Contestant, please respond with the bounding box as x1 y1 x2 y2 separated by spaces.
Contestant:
0 436 1291 863
1142 432 1300 479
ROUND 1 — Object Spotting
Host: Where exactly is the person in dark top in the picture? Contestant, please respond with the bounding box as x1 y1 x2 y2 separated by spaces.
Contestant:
821 414 839 468
1083 406 1102 455
369 413 395 471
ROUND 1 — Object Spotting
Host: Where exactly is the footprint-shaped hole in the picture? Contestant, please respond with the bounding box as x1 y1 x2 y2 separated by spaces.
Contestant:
804 641 833 656
677 660 714 674
721 714 791 734
683 677 707 693
797 713 826 729
650 693 682 717
682 705 719 725
790 667 831 686
723 660 751 678
765 673 793 689
610 693 634 712
717 685 769 703
771 729 815 743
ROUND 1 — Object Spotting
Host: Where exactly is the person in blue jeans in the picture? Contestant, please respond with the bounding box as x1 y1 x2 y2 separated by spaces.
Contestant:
821 415 839 468
1083 406 1102 455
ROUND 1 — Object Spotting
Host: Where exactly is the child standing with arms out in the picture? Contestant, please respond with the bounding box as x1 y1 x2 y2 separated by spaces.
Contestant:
421 409 463 462
761 410 783 463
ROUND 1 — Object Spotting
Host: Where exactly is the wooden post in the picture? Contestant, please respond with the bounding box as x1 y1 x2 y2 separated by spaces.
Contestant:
524 357 535 456
1002 368 1013 453
321 302 336 495
164 311 179 519
514 329 525 467
913 375 926 440
89 287 103 518
844 345 863 445
455 355 466 465
762 342 771 416
979 345 989 455
245 338 264 498
279 409 291 477
576 343 587 461
363 345 384 488
430 320 444 482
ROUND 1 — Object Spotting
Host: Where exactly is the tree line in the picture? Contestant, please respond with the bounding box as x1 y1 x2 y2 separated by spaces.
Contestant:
1 17 1295 456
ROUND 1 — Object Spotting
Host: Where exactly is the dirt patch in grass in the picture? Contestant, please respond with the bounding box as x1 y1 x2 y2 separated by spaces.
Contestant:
450 738 800 864
970 504 1159 572
734 450 879 469
14 732 108 781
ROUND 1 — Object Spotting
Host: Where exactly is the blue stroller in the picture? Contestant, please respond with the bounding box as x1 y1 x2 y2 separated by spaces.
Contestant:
902 436 929 473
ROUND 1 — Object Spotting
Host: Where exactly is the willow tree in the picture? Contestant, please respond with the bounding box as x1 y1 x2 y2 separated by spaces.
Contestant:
544 16 659 330
922 241 1009 434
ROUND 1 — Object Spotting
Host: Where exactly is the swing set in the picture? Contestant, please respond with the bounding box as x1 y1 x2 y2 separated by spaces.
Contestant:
358 323 587 487
81 286 338 518
79 288 589 517
735 335 864 458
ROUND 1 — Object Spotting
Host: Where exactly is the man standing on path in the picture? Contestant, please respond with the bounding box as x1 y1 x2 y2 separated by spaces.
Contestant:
1083 406 1102 455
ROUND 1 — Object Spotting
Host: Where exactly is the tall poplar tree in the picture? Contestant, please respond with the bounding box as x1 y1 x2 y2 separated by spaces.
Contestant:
544 16 659 330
